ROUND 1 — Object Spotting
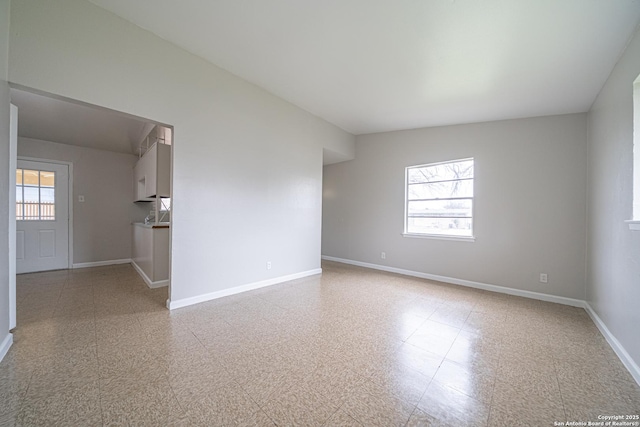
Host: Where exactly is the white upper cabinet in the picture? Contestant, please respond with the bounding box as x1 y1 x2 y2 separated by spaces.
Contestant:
134 142 171 201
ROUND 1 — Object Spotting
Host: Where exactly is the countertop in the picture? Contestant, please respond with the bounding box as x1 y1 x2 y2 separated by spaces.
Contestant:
133 222 170 229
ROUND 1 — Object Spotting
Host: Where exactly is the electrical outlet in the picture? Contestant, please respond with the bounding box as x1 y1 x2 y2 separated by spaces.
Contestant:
381 252 386 259
540 273 548 283
78 195 85 203
266 261 272 270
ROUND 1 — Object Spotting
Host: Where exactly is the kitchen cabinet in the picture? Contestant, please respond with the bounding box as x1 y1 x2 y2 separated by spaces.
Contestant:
132 223 169 287
132 138 171 288
134 142 171 202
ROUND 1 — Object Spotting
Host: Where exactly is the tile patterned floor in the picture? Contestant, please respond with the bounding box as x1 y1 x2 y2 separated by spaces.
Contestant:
1 261 639 426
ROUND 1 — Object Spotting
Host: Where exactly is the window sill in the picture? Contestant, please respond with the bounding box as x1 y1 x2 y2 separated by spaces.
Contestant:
402 233 475 242
625 220 640 231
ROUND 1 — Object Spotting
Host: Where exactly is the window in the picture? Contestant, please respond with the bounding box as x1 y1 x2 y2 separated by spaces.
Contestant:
405 158 474 239
16 168 56 221
159 198 171 211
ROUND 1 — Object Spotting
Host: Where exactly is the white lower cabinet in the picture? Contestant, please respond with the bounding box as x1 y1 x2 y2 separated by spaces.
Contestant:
132 223 169 287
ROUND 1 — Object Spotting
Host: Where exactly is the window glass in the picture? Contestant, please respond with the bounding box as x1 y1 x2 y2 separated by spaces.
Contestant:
405 158 474 238
23 169 39 186
40 171 55 187
408 179 474 200
23 186 39 202
16 168 56 221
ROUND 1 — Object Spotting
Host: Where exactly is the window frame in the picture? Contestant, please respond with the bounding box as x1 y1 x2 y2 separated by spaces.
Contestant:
403 157 475 241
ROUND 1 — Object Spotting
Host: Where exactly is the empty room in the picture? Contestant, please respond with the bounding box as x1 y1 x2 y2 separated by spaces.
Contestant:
1 0 640 426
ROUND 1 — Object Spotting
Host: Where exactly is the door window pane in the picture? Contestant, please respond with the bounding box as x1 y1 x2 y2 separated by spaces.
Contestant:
40 171 55 187
40 188 55 203
16 168 56 221
23 186 39 203
40 188 55 220
23 169 39 186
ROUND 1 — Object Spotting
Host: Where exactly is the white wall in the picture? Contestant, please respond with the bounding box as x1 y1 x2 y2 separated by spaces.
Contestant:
7 0 355 305
323 114 588 299
0 0 13 361
18 137 146 265
587 28 640 370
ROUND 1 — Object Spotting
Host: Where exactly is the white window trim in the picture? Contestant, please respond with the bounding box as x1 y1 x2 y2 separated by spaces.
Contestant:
404 157 475 241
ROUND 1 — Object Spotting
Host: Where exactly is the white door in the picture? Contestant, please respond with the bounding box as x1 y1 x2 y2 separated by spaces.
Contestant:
16 160 70 273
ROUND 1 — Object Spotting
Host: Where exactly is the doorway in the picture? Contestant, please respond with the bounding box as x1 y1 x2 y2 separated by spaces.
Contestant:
9 87 175 330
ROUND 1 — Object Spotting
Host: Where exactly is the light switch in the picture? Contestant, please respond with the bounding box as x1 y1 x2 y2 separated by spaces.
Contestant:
78 195 85 202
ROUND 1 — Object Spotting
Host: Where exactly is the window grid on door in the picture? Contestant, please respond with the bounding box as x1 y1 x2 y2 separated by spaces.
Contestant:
16 168 56 221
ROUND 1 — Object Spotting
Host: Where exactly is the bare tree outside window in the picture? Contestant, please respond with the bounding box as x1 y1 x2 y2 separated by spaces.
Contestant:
405 158 474 238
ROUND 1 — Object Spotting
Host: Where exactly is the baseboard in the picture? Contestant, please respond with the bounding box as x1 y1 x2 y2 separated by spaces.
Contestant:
321 256 584 307
584 303 640 386
0 333 13 364
72 259 132 269
131 260 169 289
168 268 323 310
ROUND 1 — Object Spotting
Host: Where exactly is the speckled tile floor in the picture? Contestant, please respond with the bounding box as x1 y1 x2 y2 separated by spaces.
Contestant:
1 261 639 426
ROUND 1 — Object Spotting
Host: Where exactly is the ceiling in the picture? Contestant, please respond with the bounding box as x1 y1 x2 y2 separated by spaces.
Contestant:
11 89 155 155
86 0 640 135
10 1 640 155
